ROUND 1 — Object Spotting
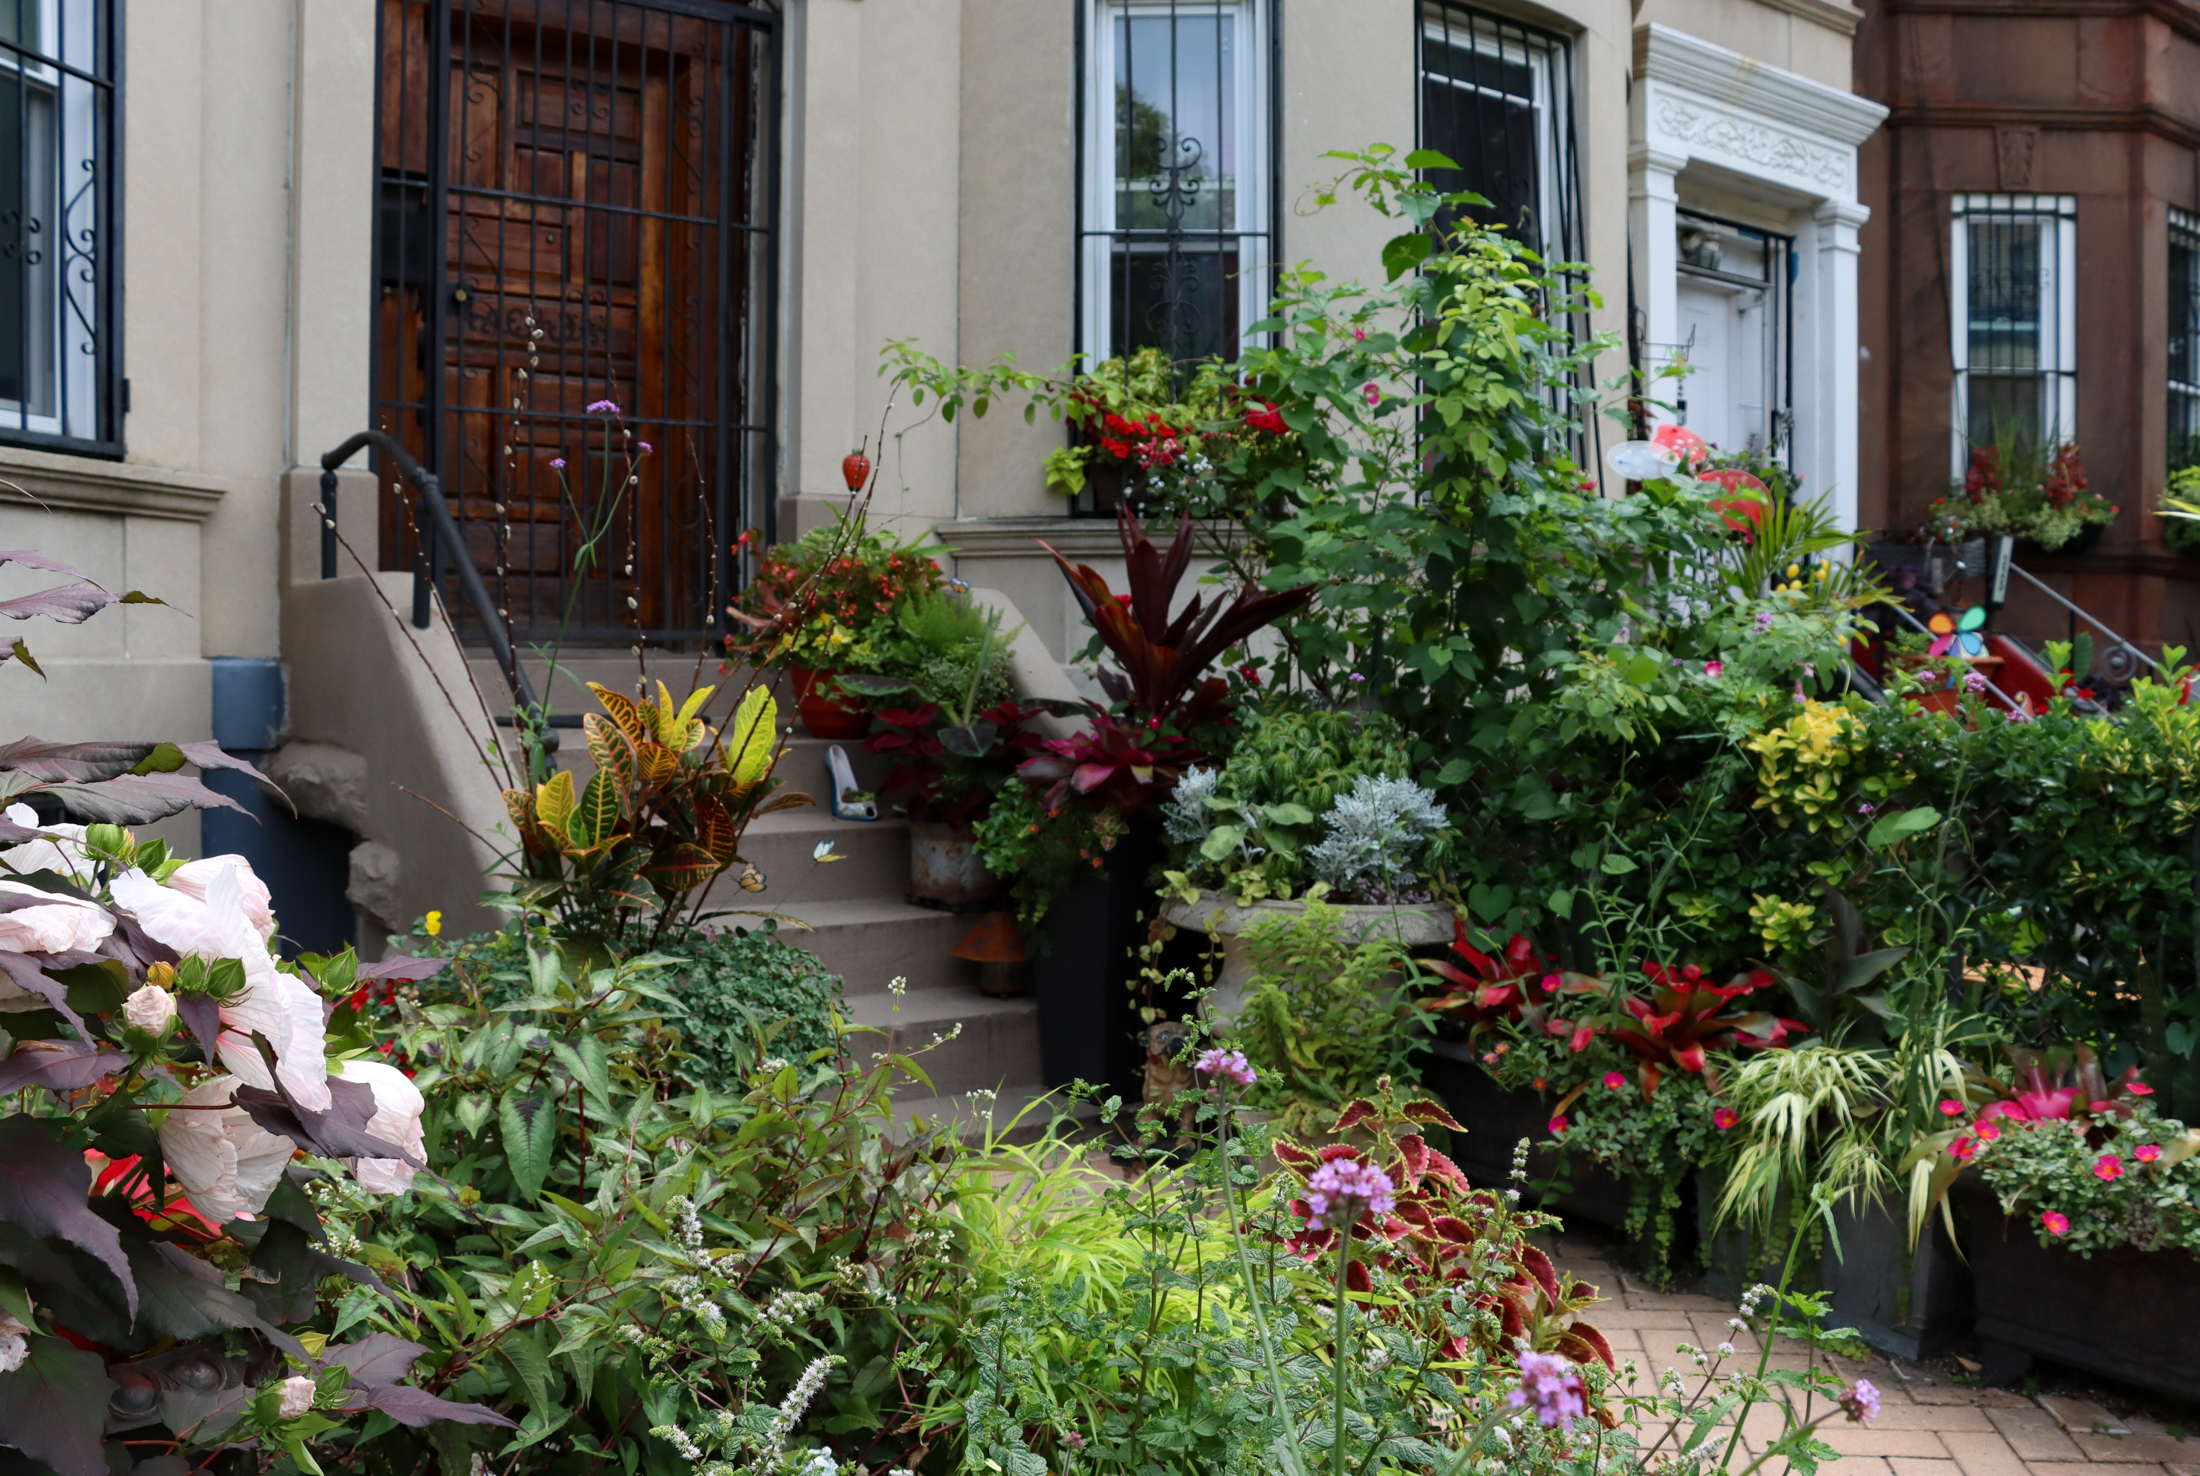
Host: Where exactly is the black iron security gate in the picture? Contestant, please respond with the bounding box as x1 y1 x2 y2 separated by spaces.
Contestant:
371 0 777 645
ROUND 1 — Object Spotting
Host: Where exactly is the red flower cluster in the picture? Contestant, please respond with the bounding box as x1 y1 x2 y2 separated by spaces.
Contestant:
1092 410 1188 471
1243 400 1287 435
1963 445 2002 503
2043 442 2088 510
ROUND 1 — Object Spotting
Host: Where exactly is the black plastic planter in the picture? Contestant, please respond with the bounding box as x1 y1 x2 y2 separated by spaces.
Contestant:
1033 815 1162 1102
1424 1043 1637 1227
1958 1180 2200 1399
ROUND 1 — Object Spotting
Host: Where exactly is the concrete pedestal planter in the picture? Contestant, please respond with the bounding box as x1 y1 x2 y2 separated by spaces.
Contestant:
1159 890 1452 1020
1957 1180 2200 1398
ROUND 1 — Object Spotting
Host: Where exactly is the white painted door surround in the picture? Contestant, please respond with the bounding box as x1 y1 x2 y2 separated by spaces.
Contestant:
1628 24 1886 533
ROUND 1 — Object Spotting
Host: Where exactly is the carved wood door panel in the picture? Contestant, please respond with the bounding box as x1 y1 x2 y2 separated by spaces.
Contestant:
373 0 776 645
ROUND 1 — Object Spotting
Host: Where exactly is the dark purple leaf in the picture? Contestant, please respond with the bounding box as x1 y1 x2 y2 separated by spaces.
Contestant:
132 1239 302 1355
232 1075 421 1167
34 773 251 826
0 739 158 782
321 1332 426 1386
350 1383 518 1430
355 955 450 983
0 1041 129 1094
173 741 280 793
937 723 998 759
172 996 222 1065
0 582 119 625
0 1335 115 1476
0 955 91 1040
0 551 93 581
0 1117 134 1317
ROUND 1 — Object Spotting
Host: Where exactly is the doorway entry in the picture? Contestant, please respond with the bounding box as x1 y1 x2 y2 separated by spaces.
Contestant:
371 0 778 645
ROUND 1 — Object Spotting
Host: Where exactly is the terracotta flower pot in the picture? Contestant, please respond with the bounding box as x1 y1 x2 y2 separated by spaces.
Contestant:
789 667 868 740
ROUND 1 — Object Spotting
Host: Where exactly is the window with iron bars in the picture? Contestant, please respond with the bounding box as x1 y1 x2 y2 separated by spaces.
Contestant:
1076 0 1274 371
1416 2 1581 264
0 0 118 454
2170 208 2200 471
1950 193 2075 476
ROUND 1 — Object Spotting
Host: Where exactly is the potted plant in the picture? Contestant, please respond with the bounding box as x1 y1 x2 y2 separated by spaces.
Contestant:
724 516 946 739
1924 420 2116 554
1007 507 1316 1093
840 595 1073 907
2163 464 2200 557
1907 1047 2200 1397
1157 698 1457 1017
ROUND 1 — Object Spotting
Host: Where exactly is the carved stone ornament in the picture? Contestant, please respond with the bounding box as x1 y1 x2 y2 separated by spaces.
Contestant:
1653 92 1849 192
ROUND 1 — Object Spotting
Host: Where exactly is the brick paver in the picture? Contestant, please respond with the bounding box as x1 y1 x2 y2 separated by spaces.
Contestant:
1543 1233 2197 1476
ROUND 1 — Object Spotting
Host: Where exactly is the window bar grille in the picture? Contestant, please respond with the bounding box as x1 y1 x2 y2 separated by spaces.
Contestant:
0 0 117 454
1952 194 2075 476
370 0 779 648
1075 0 1274 377
1415 1 1590 465
2170 208 2200 471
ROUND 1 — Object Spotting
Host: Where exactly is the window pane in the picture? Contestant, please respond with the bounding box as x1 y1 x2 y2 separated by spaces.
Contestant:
0 68 57 420
1968 372 2044 450
1966 219 2042 374
1420 23 1545 243
1107 242 1239 363
1114 11 1234 234
2171 218 2199 466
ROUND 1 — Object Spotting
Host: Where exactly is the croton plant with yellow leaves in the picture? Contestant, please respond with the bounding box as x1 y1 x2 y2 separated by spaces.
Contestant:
502 679 810 939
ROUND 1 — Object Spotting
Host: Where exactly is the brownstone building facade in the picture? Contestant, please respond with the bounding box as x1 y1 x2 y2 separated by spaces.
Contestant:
1854 0 2200 654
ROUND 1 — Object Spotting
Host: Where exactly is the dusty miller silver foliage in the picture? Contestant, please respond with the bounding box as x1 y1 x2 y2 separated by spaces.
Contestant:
1308 774 1450 901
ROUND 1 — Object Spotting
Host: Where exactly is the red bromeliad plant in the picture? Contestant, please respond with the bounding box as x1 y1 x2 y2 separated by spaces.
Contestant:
1586 963 1804 1096
1421 923 1605 1053
1267 1087 1618 1389
1019 508 1316 811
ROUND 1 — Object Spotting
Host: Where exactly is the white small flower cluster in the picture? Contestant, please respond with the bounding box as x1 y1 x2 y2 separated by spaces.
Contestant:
754 1356 842 1474
756 1288 824 1333
650 1422 704 1460
830 1255 888 1300
887 975 908 999
759 1057 790 1075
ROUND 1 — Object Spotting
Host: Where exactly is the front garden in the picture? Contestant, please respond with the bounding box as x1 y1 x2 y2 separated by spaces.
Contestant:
0 146 2197 1476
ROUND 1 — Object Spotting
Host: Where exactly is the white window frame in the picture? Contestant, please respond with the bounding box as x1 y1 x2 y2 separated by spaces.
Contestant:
1078 0 1271 366
1949 193 2076 477
2170 207 2200 464
1417 4 1569 259
0 0 105 446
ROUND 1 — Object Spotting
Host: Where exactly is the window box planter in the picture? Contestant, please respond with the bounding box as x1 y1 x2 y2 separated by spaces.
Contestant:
1697 1176 1972 1360
1957 1178 2200 1399
1159 890 1452 1020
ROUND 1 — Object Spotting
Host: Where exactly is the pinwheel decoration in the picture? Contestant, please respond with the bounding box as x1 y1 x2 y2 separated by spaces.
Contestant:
1928 606 1989 660
1698 466 1769 536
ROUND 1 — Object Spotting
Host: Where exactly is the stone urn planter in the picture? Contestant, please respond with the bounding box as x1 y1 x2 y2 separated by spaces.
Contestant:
907 820 1001 908
1956 1178 2200 1398
1159 890 1453 1021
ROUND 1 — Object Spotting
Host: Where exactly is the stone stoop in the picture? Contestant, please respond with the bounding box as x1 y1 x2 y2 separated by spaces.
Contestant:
469 659 1076 1140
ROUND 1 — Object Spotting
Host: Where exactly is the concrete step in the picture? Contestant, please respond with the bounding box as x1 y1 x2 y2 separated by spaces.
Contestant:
722 806 909 905
770 898 975 995
844 988 1041 1097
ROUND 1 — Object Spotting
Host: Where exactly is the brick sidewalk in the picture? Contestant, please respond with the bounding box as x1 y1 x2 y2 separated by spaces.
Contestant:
1547 1232 2198 1476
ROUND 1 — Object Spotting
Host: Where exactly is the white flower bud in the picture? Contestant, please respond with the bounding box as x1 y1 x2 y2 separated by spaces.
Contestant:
123 983 176 1036
0 1334 24 1372
278 1373 316 1419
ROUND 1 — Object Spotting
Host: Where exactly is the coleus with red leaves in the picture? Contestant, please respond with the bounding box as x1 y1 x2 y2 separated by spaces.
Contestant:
1265 1087 1617 1397
861 697 1055 828
1018 508 1316 811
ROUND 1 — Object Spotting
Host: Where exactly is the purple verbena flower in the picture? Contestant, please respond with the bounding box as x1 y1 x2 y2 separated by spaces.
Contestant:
1303 1158 1395 1232
1507 1351 1587 1428
1194 1048 1256 1088
2005 707 2031 723
587 399 621 415
638 441 653 455
549 457 566 470
1753 610 1774 634
1963 670 1988 694
1840 1379 1882 1423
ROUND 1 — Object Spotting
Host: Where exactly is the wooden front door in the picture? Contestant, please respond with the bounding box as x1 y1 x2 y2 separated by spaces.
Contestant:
373 0 775 644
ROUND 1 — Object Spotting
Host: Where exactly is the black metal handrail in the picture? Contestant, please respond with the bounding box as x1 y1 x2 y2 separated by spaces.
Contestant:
317 430 559 760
